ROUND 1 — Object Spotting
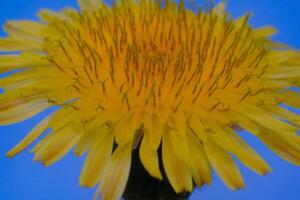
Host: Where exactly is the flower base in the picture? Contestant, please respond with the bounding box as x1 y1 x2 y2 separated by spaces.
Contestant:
123 146 191 200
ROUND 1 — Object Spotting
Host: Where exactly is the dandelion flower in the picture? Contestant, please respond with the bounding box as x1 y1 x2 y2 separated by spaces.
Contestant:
1 0 300 200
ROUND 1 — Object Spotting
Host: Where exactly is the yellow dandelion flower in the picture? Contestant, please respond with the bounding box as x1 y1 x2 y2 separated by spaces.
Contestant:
1 0 300 199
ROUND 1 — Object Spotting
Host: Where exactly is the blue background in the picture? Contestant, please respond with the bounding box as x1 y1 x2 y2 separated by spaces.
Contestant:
0 0 300 200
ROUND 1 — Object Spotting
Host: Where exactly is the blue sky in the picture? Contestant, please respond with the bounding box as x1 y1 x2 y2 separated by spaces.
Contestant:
0 0 300 200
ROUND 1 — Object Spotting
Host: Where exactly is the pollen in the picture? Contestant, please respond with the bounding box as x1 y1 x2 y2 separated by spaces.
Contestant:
1 1 300 200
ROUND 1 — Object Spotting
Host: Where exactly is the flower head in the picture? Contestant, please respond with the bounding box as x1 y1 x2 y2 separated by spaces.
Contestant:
1 0 300 200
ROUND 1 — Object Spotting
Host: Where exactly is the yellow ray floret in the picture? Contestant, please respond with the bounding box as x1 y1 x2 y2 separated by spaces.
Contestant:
1 0 300 200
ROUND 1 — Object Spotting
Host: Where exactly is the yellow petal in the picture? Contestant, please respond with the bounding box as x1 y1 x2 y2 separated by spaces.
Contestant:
206 120 271 175
213 2 226 16
33 122 81 166
0 53 48 73
169 112 192 165
187 131 211 186
162 131 193 193
254 26 277 38
188 115 207 142
281 90 300 109
80 126 113 187
4 20 44 40
204 135 245 190
48 107 79 131
97 141 132 200
267 106 300 127
0 67 13 73
0 38 42 51
234 103 298 132
228 110 260 135
143 113 163 150
139 131 162 180
169 127 191 165
38 9 67 22
77 0 102 11
114 114 137 145
0 53 47 67
0 70 32 89
258 126 300 166
266 50 293 65
74 122 106 157
0 98 49 125
6 114 52 157
268 66 300 79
